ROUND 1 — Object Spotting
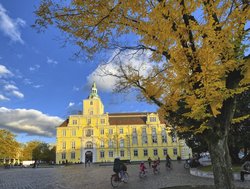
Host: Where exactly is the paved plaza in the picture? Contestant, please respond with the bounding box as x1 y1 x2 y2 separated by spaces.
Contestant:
0 161 249 189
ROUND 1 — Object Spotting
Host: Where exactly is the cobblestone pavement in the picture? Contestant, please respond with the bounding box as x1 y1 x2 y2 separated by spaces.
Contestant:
0 161 249 189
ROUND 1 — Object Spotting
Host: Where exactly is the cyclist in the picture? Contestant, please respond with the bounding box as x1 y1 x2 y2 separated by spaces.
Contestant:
139 161 147 176
152 160 159 173
166 154 171 168
113 157 126 181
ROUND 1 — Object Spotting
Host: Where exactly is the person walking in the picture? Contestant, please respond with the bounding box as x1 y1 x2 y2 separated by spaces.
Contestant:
240 161 250 182
148 157 152 168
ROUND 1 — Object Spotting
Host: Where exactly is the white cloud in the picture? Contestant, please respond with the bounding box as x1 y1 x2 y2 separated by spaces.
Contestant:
73 86 80 91
0 107 63 137
0 94 9 101
87 49 154 92
4 84 18 91
23 78 32 85
33 85 42 88
29 64 40 72
11 90 24 98
0 3 25 43
68 102 75 108
47 57 58 65
0 64 13 77
3 83 24 98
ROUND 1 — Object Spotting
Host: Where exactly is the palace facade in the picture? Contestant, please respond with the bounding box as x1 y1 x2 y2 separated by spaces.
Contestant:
56 83 191 164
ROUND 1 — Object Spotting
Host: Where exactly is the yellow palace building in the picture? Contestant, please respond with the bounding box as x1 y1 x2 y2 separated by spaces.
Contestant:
56 83 192 164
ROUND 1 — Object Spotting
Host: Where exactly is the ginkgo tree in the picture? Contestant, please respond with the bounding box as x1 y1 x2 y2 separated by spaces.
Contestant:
34 1 249 188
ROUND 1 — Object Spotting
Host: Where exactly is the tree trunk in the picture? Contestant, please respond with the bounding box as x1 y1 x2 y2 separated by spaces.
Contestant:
207 134 235 189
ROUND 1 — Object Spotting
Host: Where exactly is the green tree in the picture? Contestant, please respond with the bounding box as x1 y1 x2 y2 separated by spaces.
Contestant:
34 1 249 188
21 141 54 167
21 141 41 161
0 129 20 161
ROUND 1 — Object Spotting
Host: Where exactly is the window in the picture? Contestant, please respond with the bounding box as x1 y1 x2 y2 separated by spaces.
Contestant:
134 149 138 157
153 149 158 156
120 139 124 148
173 148 178 155
143 149 148 156
142 135 148 144
87 119 91 125
90 111 93 115
132 128 138 145
72 129 76 136
86 142 93 149
108 139 113 148
152 135 158 143
162 129 167 143
120 150 124 157
109 151 113 158
61 152 66 159
142 128 148 144
109 129 113 134
152 128 157 143
133 128 136 133
62 141 66 149
172 136 177 143
119 128 123 134
152 128 156 135
86 129 93 137
62 130 66 136
100 140 104 148
71 152 75 159
71 141 75 149
101 119 105 124
100 151 105 158
163 149 168 156
72 120 77 125
132 136 138 145
100 129 104 135
90 101 93 105
150 117 156 122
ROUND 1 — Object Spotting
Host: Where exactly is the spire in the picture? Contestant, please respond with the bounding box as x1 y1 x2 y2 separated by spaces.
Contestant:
88 82 99 99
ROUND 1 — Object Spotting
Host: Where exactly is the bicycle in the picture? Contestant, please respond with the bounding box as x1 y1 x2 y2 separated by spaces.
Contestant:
111 171 129 188
152 164 160 174
139 170 147 178
166 160 173 170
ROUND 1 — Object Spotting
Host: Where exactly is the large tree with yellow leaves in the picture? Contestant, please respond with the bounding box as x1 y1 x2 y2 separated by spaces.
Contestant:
34 1 249 188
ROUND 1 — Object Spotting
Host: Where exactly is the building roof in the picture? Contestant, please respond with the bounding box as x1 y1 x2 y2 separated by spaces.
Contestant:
58 119 69 127
108 112 165 125
109 115 147 125
57 112 166 127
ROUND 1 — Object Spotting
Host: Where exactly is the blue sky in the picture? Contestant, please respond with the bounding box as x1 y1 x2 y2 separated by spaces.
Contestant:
0 0 157 144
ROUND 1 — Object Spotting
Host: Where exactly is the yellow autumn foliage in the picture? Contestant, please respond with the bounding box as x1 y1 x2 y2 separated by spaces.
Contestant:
34 0 250 131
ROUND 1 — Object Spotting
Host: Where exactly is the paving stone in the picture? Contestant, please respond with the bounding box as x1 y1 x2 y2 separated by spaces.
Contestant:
0 161 249 189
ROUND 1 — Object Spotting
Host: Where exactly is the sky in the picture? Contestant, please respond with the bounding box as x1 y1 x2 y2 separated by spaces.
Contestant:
0 0 157 144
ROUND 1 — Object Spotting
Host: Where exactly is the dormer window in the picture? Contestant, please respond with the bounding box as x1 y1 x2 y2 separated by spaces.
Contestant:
150 117 156 122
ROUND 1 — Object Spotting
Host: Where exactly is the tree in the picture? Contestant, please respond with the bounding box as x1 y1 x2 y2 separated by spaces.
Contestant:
21 141 54 167
21 141 41 161
228 89 250 163
0 129 20 162
34 1 249 188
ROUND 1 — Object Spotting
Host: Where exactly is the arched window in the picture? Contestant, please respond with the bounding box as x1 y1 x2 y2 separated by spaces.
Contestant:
120 139 124 148
86 141 93 149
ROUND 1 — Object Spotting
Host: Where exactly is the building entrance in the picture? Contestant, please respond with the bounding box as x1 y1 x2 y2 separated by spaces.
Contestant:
85 151 93 163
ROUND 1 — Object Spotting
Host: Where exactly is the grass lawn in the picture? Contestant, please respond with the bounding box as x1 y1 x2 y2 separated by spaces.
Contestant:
199 165 242 172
